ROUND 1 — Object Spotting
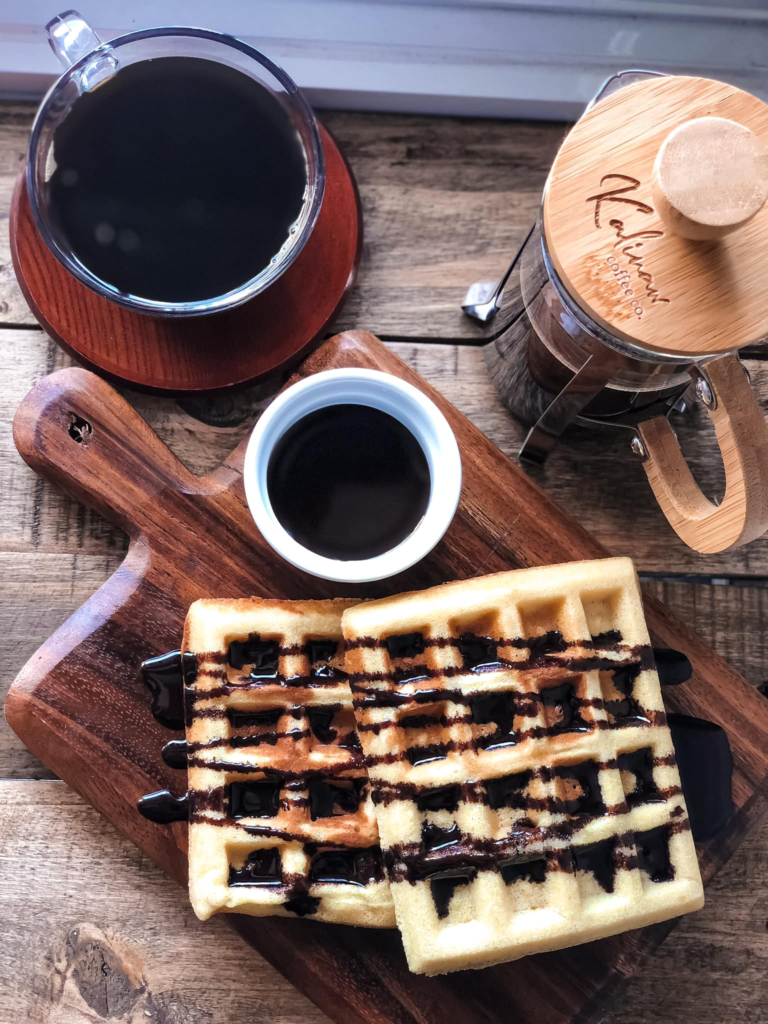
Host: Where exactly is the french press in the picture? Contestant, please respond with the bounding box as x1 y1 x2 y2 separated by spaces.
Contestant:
466 71 768 554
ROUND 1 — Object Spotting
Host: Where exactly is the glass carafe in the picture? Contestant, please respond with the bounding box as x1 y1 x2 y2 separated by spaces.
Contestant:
466 70 768 554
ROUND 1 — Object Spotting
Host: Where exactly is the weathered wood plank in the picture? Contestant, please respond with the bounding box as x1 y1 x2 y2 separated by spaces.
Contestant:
0 781 765 1024
0 101 34 325
0 102 563 337
3 329 768 776
5 328 768 574
1 93 766 1024
328 111 563 339
642 580 768 688
0 781 328 1024
0 553 124 779
4 564 764 783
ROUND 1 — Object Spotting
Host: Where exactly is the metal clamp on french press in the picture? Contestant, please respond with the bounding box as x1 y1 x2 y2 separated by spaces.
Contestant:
465 70 768 555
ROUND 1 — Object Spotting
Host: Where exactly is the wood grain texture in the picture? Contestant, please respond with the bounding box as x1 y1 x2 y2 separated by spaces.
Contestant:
10 125 362 393
3 781 766 1024
651 116 768 241
0 101 35 326
0 781 328 1024
3 325 768 787
638 353 768 552
8 329 768 574
0 102 564 339
543 76 768 357
5 564 767 784
3 782 765 1024
5 330 768 1024
0 95 767 1024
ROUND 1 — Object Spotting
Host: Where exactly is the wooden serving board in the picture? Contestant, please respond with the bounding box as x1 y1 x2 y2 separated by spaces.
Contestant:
7 331 768 1024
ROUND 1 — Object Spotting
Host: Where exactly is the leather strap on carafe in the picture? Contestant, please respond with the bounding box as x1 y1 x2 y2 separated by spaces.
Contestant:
638 354 768 552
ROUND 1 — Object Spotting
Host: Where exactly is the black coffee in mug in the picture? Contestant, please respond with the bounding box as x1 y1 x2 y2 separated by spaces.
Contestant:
47 56 307 303
267 405 432 560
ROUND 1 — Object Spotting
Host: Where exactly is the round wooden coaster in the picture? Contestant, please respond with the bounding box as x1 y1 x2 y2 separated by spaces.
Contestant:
11 125 362 394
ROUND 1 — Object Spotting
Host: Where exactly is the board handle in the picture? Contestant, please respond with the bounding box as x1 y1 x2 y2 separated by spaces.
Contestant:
13 367 202 536
638 353 768 553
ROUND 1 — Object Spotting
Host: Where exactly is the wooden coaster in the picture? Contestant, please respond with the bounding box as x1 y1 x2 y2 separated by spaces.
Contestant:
10 124 362 395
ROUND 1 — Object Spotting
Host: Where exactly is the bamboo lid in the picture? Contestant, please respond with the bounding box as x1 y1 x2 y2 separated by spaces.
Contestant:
542 76 768 358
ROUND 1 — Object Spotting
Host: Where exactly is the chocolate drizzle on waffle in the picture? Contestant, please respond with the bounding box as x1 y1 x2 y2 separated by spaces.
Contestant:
384 819 689 881
229 846 283 886
139 572 705 962
138 789 189 824
380 814 690 921
216 841 386 919
226 842 386 903
192 636 347 691
176 598 393 927
142 649 198 730
347 639 663 774
378 767 691 901
185 739 378 913
162 739 189 769
347 626 685 912
342 560 705 973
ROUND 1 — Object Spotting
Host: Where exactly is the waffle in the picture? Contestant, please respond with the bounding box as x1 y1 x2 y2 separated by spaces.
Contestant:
342 557 704 975
183 597 394 927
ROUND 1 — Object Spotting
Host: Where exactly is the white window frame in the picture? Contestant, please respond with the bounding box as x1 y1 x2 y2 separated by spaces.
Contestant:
1 1 766 119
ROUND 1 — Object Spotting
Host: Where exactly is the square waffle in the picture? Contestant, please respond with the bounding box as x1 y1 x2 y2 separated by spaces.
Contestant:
342 557 704 974
183 597 394 927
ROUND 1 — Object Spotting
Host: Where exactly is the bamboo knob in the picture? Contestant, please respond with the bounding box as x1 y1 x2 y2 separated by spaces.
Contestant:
651 116 768 240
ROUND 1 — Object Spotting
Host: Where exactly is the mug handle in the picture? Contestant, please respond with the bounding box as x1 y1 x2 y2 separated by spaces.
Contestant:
46 10 117 90
47 11 102 68
637 353 768 553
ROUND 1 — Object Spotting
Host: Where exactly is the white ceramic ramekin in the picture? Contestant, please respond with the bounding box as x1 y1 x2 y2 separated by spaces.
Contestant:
243 368 462 582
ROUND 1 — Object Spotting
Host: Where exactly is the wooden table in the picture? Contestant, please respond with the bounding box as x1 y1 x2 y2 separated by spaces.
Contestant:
1 100 767 1024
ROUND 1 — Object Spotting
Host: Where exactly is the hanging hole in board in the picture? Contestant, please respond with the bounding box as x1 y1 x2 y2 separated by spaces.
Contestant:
68 413 93 446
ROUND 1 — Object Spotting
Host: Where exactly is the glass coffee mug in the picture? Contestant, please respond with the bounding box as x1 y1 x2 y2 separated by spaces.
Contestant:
27 11 325 317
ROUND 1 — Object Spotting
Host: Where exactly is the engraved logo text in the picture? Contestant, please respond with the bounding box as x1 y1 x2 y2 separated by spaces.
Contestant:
586 173 670 319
